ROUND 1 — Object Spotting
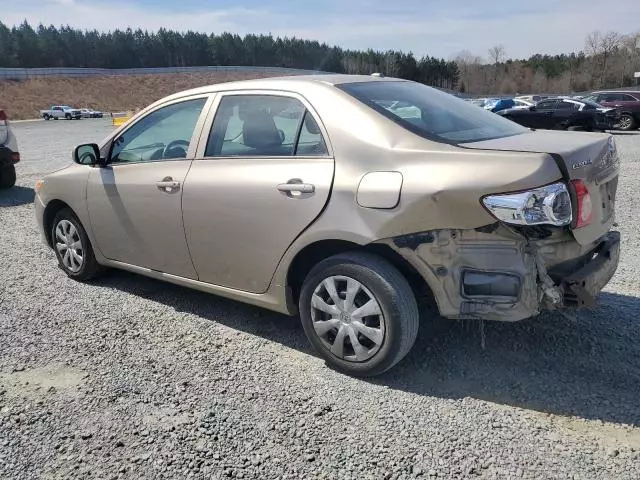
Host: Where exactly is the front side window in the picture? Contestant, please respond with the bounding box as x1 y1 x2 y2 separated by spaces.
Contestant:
337 81 526 144
110 98 207 164
205 95 328 157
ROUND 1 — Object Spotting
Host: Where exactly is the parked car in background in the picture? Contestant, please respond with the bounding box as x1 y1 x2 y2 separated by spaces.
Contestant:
40 105 82 120
513 99 534 109
497 97 619 131
0 109 20 189
515 95 549 104
35 75 621 376
484 98 516 112
80 108 105 119
581 91 640 131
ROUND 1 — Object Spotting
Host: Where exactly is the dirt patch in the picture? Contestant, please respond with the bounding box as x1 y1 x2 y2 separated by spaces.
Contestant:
0 71 300 120
0 364 84 400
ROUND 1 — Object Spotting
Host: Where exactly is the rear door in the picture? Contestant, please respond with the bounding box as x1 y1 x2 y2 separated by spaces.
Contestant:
531 99 559 129
182 91 334 293
554 99 582 128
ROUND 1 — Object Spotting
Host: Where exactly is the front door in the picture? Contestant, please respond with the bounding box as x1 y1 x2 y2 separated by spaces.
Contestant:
87 96 210 278
182 92 334 293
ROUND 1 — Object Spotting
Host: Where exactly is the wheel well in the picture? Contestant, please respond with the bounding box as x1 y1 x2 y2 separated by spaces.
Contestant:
42 200 72 247
286 239 429 305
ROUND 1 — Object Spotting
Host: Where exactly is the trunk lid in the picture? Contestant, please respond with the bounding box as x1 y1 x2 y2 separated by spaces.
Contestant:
462 130 619 246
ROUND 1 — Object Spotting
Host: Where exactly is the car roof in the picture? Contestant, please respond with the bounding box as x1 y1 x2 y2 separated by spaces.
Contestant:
592 90 640 95
160 74 407 100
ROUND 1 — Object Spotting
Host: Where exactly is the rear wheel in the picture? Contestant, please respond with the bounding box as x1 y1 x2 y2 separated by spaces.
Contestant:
51 208 102 281
43 114 50 121
299 252 419 377
0 165 16 189
615 113 636 131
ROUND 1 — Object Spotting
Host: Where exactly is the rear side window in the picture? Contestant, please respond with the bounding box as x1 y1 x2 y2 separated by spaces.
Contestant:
337 81 526 144
205 95 328 157
536 100 558 110
557 101 580 110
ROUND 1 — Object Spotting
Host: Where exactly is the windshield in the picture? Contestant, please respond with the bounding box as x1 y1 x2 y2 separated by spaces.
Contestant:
338 81 527 144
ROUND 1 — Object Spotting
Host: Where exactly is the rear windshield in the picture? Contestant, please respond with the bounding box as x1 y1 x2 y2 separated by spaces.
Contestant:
338 81 527 144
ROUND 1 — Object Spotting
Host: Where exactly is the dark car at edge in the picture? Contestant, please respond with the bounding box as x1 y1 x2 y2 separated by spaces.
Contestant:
496 97 619 132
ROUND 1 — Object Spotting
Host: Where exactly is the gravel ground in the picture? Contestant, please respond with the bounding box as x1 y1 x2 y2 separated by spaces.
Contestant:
1 120 640 479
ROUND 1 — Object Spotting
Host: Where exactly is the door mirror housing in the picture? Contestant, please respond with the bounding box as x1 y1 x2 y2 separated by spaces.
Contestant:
73 143 103 166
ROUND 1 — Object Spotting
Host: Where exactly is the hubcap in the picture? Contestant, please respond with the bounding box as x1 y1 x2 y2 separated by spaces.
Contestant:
617 115 632 130
310 275 385 362
55 220 84 273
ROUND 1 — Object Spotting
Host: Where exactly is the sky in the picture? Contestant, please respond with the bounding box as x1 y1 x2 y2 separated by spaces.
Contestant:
3 0 640 60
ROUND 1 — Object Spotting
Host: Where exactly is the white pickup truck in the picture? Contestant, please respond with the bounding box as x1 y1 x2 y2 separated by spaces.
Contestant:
40 105 82 120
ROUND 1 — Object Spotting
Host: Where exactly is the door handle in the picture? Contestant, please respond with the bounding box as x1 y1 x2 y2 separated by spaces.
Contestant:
156 177 181 193
277 182 315 194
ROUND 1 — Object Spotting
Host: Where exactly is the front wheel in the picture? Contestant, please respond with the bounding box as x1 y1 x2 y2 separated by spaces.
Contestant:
43 114 50 121
299 252 419 377
0 165 16 189
51 208 102 281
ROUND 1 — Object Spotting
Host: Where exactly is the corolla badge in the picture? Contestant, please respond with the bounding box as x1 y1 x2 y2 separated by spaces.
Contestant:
572 159 592 170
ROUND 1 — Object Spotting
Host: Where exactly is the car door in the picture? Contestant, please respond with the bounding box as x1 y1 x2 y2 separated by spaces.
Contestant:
553 100 581 128
87 95 212 278
529 99 559 129
182 92 334 293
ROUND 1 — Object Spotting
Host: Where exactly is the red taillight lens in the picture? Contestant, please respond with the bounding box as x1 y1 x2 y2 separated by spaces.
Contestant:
0 110 7 122
572 179 593 228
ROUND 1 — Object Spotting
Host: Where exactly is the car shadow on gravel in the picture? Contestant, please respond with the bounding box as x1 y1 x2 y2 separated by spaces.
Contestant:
101 270 640 426
0 186 35 207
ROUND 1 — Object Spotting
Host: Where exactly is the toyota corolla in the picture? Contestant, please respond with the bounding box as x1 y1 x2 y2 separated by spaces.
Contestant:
34 75 620 376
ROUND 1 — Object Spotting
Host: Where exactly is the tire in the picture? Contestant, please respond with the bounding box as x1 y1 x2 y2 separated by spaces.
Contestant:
43 114 50 121
615 113 636 131
299 251 419 377
0 165 16 189
51 208 102 281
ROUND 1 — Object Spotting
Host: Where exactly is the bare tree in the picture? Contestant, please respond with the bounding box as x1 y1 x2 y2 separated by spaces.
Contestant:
487 45 505 65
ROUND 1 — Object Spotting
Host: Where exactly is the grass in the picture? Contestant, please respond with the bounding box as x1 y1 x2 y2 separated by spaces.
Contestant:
0 71 297 120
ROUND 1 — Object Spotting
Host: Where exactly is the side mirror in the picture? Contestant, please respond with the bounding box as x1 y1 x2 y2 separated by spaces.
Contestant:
528 105 537 111
73 143 102 166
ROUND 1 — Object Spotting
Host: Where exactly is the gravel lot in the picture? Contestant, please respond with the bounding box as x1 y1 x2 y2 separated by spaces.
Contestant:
1 119 640 479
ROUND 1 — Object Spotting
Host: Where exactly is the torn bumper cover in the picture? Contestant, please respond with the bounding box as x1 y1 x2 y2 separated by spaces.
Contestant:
384 227 620 322
552 231 620 308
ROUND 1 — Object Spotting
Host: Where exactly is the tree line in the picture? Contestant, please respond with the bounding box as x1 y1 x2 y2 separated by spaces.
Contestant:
456 31 640 95
0 21 458 90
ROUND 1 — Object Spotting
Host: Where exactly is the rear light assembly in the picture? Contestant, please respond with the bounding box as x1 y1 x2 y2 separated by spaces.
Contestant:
571 179 593 228
0 109 7 123
482 182 572 227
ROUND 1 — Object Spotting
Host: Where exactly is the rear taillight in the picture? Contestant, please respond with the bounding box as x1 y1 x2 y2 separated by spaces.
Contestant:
572 179 593 228
0 110 7 124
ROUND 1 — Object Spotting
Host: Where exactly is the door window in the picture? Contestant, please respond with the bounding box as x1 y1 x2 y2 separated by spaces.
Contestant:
536 100 558 110
110 98 207 164
557 101 580 110
205 95 328 157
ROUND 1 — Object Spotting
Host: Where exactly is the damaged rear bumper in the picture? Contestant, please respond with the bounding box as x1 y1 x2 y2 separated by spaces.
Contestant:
553 231 620 308
384 227 620 322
